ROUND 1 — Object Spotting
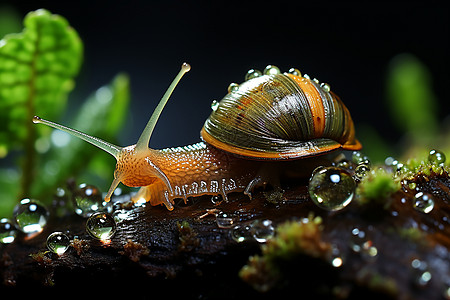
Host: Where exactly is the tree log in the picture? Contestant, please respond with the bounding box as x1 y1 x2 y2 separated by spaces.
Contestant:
1 169 449 299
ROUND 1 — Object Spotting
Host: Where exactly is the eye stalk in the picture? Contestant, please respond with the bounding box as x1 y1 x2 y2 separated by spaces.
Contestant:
33 63 190 202
135 62 190 152
32 115 122 158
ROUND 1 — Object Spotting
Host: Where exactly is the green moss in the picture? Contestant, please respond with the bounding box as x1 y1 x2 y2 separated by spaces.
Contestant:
177 221 199 252
240 213 331 292
356 168 401 206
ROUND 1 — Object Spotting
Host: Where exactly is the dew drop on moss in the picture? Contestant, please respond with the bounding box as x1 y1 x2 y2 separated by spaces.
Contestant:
354 163 370 180
428 149 446 166
308 167 356 211
46 232 70 255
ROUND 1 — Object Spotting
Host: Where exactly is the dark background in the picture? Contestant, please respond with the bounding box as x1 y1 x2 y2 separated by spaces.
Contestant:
2 1 450 150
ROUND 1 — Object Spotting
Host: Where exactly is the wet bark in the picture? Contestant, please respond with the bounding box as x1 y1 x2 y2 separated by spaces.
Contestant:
1 171 449 299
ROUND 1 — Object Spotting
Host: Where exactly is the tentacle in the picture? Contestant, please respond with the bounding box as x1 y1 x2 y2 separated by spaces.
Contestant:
132 182 174 210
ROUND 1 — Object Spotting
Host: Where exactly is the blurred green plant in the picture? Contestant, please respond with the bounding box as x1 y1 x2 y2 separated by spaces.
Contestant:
358 53 447 162
0 9 130 215
386 54 439 144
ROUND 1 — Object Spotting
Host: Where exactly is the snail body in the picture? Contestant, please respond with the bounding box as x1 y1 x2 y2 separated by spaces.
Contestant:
33 63 361 211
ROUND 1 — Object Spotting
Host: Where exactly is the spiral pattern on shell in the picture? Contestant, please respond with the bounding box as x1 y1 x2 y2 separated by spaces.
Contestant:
201 66 361 159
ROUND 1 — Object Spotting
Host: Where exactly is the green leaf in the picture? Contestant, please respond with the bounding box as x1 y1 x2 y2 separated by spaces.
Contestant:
31 73 130 199
0 9 83 154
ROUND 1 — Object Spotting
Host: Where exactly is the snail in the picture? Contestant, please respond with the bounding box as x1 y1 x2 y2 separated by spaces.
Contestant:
33 63 361 211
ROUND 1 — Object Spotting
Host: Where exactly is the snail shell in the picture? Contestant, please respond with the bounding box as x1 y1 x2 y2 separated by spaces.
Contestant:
201 70 361 159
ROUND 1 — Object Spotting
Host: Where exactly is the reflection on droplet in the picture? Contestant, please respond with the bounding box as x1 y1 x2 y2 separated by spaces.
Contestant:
47 232 70 255
428 149 446 166
210 100 219 111
320 82 331 92
354 163 370 180
216 211 235 228
308 167 355 211
13 199 49 234
73 183 110 217
86 212 117 241
227 83 239 93
288 68 301 76
245 69 262 81
263 65 281 75
413 192 434 214
250 219 275 243
231 223 253 243
0 218 17 244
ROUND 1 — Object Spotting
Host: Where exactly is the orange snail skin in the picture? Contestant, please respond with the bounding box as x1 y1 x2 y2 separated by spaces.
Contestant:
33 63 361 211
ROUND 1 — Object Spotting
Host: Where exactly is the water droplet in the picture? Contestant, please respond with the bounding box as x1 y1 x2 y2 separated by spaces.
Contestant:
250 219 275 243
210 100 219 111
231 223 253 242
46 232 70 255
320 82 331 92
413 192 434 214
303 74 311 79
0 218 17 244
428 149 446 166
335 160 350 169
211 195 223 205
288 68 301 76
308 167 355 211
73 183 110 217
352 151 371 167
215 211 235 228
86 212 117 241
354 163 370 180
227 83 239 93
313 78 320 84
13 199 49 234
263 65 280 75
245 69 262 80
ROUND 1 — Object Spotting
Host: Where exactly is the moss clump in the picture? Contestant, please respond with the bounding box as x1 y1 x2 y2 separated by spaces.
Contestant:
356 168 401 207
240 213 331 292
177 221 199 252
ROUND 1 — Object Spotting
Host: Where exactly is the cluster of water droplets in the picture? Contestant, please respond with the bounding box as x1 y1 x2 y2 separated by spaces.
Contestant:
0 182 119 255
214 210 275 243
388 149 447 216
210 65 332 112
